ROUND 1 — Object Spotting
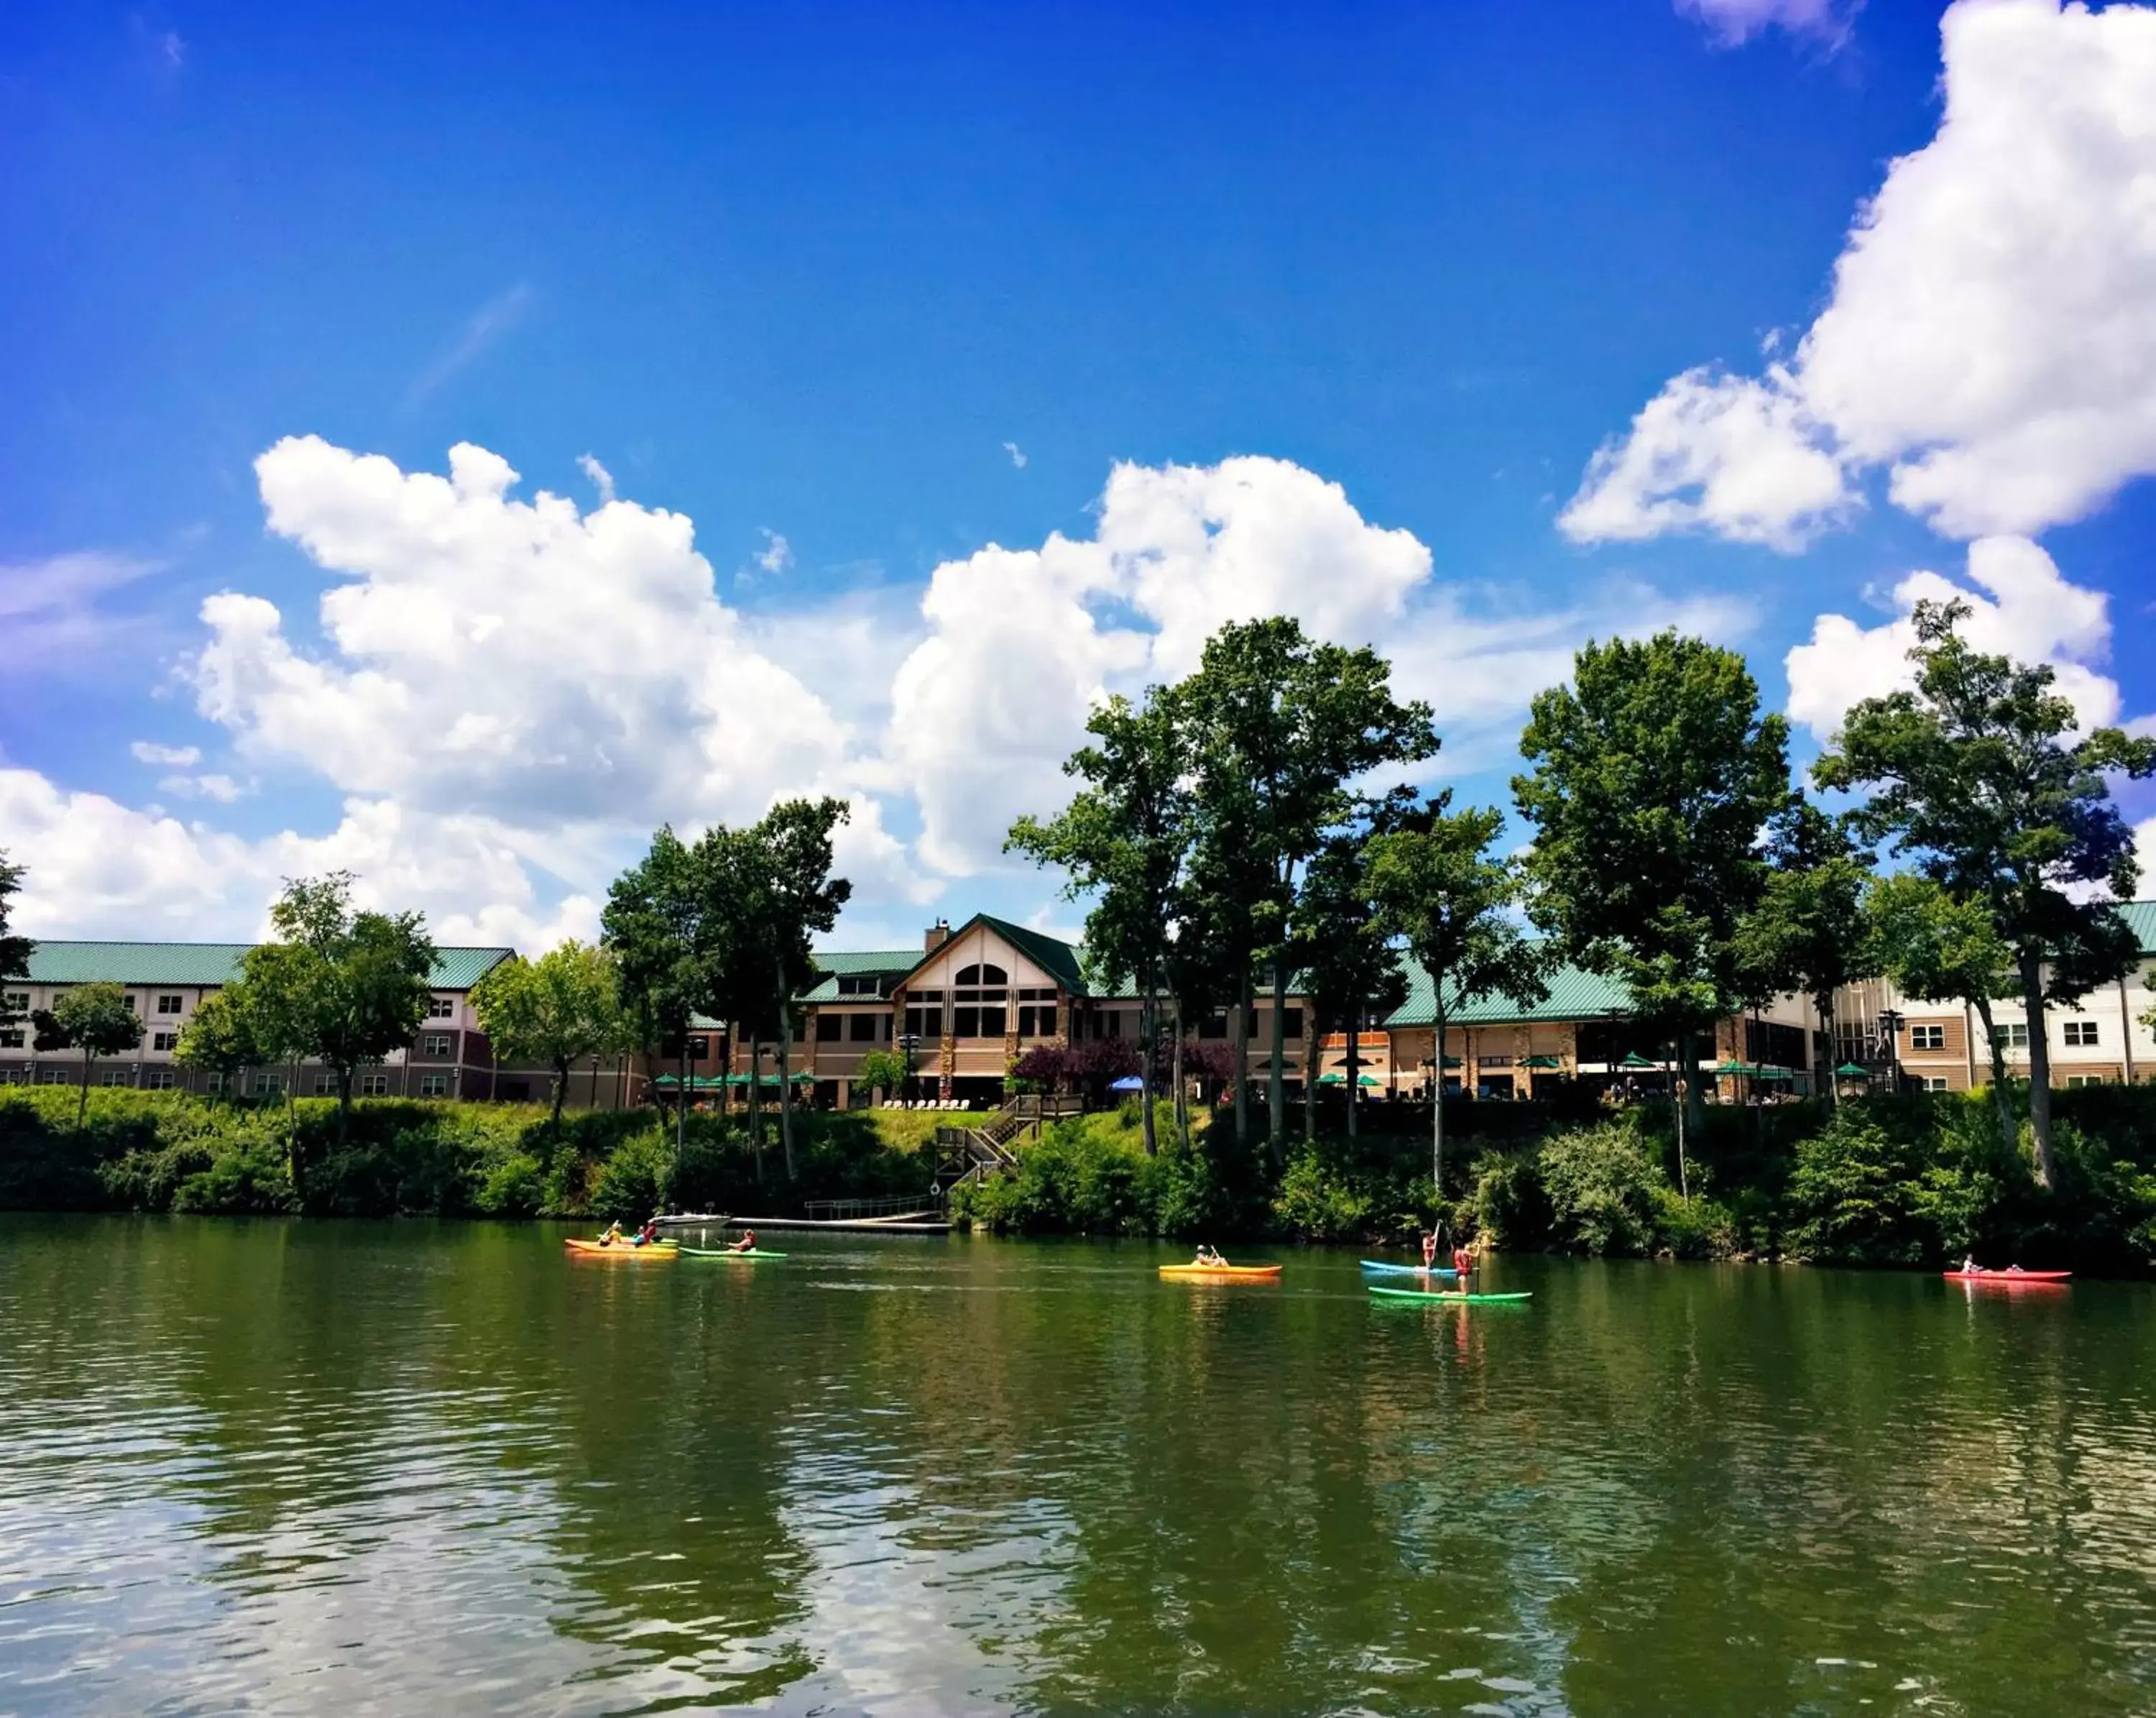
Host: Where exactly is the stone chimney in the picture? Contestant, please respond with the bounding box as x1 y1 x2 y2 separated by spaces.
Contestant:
924 919 952 953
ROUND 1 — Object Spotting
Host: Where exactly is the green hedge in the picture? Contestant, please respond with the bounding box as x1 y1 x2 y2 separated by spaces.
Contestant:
0 1088 931 1220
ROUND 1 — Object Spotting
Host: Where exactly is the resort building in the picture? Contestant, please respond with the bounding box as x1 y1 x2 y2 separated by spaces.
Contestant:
1831 901 2155 1092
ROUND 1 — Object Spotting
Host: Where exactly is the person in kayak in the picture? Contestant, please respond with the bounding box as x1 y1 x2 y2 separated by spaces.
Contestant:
633 1218 660 1247
599 1221 625 1247
729 1228 758 1254
1194 1244 1228 1267
1961 1253 1978 1274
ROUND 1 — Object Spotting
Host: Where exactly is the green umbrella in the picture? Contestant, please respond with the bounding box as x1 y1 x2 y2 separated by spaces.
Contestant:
1712 1057 1758 1075
1834 1061 1871 1078
1441 1055 1463 1068
1753 1066 1794 1082
1618 1052 1657 1070
1318 1071 1345 1085
1358 1073 1381 1088
1522 1055 1562 1070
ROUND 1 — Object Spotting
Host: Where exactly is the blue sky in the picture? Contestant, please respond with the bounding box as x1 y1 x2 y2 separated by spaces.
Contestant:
3 0 2152 950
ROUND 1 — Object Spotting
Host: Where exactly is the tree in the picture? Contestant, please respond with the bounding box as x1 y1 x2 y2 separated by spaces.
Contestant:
227 874 438 1188
469 940 626 1130
37 983 144 1129
1009 686 1192 1156
743 799 852 1182
1732 802 1875 1110
604 827 706 1163
857 1047 911 1100
1179 618 1437 1161
1815 600 2156 1187
175 988 271 1101
1294 822 1409 1143
1864 873 2017 1146
1365 797 1548 1195
1514 631 1792 1172
0 855 32 1041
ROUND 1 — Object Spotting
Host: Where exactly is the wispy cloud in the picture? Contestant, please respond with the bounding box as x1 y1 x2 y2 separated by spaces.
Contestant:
131 741 201 766
576 452 616 504
0 551 166 674
756 530 793 574
1003 441 1028 469
402 282 535 413
1674 0 1859 50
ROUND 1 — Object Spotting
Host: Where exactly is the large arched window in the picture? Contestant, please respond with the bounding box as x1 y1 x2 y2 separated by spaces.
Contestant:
952 963 1009 1037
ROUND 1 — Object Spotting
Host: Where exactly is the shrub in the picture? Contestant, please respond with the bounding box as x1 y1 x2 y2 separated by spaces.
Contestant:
1538 1122 1665 1256
1784 1110 1928 1265
1470 1151 1551 1250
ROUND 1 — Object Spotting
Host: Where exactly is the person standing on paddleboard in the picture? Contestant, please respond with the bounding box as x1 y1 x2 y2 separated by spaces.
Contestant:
1422 1230 1440 1272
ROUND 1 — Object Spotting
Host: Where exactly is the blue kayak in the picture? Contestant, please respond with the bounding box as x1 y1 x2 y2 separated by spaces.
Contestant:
1359 1259 1460 1279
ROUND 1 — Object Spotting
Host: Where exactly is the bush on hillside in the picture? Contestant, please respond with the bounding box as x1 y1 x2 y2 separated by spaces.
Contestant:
1537 1121 1666 1257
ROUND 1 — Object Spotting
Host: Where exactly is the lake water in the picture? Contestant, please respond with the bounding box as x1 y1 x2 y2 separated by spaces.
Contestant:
1 1218 2152 1716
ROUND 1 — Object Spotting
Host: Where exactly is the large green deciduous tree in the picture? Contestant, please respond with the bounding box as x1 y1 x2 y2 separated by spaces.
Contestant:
470 940 627 1130
1864 872 2017 1145
1815 600 2156 1188
1732 802 1875 1109
1514 631 1792 1165
1179 617 1437 1160
229 874 438 1188
36 982 144 1129
604 827 708 1163
1294 820 1411 1143
0 855 32 1033
747 798 853 1182
1008 686 1192 1157
1364 796 1547 1195
174 988 272 1102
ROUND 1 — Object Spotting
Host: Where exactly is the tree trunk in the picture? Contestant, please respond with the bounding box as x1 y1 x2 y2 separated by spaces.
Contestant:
779 992 798 1183
1139 980 1158 1157
1267 963 1288 1164
748 1037 765 1183
1431 999 1447 1198
1232 976 1251 1151
2018 952 2057 1188
1818 992 1838 1111
1346 1014 1360 1140
77 1048 92 1131
1674 1033 1692 1201
1171 998 1187 1144
553 1059 569 1131
676 1041 687 1169
1304 1014 1317 1145
1971 995 2014 1154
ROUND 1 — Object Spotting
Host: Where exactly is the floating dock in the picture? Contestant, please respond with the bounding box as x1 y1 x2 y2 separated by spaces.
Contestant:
655 1211 952 1234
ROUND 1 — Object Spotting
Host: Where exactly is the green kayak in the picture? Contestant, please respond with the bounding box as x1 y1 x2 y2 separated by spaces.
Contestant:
1367 1284 1531 1304
676 1244 789 1259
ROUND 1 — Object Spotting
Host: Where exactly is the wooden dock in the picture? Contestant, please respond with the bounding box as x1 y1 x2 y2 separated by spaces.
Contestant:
655 1211 952 1235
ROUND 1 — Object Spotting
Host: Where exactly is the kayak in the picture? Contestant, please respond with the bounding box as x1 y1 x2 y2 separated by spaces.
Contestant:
1158 1263 1282 1282
564 1237 678 1258
1942 1269 2071 1282
676 1245 790 1259
1360 1259 1460 1279
1368 1284 1531 1304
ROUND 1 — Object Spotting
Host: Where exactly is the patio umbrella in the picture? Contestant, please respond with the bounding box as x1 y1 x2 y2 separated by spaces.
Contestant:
1318 1072 1345 1085
1833 1061 1871 1078
1753 1067 1794 1082
1712 1057 1757 1075
1618 1052 1657 1070
1108 1075 1145 1092
1358 1073 1381 1088
1522 1055 1561 1070
1440 1055 1463 1068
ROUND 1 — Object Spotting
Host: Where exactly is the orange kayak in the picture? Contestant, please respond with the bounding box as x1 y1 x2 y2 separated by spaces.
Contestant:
564 1237 678 1259
1158 1262 1281 1282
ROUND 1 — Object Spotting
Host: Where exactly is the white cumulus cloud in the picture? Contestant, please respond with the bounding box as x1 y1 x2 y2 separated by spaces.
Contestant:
1784 536 2126 744
1570 0 2156 547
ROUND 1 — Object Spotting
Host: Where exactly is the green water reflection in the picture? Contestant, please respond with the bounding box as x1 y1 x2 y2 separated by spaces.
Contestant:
1 1217 2152 1715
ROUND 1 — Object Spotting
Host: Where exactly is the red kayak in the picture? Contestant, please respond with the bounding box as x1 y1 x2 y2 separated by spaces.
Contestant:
1941 1269 2070 1283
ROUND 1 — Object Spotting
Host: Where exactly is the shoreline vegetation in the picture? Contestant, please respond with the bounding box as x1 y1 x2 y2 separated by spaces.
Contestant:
6 1082 2154 1275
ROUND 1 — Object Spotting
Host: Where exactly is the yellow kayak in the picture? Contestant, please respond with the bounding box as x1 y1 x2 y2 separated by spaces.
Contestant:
1158 1262 1281 1282
564 1237 678 1259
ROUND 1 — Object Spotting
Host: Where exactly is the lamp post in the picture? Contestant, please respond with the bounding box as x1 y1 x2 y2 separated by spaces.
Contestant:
1877 1007 1904 1092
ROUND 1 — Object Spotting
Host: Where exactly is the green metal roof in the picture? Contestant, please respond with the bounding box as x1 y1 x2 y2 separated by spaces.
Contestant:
19 940 512 990
796 947 923 1003
970 914 1090 992
1383 958 1632 1029
2119 900 2156 955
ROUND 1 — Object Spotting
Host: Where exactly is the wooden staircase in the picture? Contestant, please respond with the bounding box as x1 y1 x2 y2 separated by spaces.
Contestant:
933 1093 1083 1193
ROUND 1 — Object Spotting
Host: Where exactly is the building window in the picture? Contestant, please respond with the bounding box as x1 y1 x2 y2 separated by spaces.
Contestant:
837 975 883 997
2065 1074 2106 1088
420 1073 451 1098
0 1030 21 1049
1991 1022 2031 1049
1478 1054 1512 1068
686 1035 710 1060
156 994 184 1016
100 1066 134 1086
954 963 1008 986
3 991 27 1013
816 1014 842 1042
421 1034 453 1057
2063 1020 2099 1047
359 1073 390 1096
121 996 137 1014
903 995 944 1041
1018 1003 1056 1038
152 1031 179 1052
39 1065 70 1085
254 1072 285 1097
313 1075 338 1095
206 1072 225 1093
1281 1009 1304 1041
1198 1013 1228 1041
849 1013 879 1043
1909 1024 1945 1051
1921 1075 1951 1092
145 1068 176 1090
427 996 455 1019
